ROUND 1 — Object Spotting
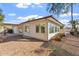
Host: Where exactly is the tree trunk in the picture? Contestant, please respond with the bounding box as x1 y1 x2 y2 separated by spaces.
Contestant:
71 3 74 30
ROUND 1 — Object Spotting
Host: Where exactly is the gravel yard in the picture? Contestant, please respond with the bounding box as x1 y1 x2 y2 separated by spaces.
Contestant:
0 34 53 56
0 41 45 56
1 33 77 56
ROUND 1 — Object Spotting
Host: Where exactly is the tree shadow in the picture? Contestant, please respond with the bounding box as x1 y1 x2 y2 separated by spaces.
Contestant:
49 48 73 56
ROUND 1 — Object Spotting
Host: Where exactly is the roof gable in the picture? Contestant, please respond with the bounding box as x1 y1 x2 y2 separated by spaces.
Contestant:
20 15 63 26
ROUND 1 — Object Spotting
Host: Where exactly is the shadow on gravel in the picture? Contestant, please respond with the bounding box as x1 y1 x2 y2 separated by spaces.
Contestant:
0 35 45 43
49 48 73 56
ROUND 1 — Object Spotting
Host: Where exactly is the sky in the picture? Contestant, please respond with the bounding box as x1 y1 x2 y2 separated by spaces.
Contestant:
0 3 79 26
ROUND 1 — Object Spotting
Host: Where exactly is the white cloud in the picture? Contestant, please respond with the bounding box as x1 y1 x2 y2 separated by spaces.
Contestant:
60 12 79 17
16 3 31 8
59 19 71 27
16 3 42 8
8 13 16 16
3 19 20 24
17 15 43 22
60 19 69 25
60 19 73 28
4 14 43 24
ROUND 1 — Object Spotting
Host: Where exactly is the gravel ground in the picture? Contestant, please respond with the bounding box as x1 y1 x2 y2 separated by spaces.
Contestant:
49 34 79 56
0 34 53 56
0 41 45 56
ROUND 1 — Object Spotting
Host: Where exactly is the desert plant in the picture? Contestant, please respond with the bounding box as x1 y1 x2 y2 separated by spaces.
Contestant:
70 31 74 35
59 33 65 37
52 34 61 41
52 33 65 41
54 36 61 41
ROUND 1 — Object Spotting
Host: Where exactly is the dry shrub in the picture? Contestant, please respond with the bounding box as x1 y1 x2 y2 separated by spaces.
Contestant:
59 33 65 38
54 35 61 41
52 33 65 41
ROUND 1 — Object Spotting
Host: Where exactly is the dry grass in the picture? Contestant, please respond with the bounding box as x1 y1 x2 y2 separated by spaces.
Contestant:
51 33 65 41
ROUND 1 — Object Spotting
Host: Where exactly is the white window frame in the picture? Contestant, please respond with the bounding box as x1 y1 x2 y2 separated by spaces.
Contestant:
25 26 30 32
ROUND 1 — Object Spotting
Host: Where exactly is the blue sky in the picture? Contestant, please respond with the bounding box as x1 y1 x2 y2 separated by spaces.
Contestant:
0 3 79 25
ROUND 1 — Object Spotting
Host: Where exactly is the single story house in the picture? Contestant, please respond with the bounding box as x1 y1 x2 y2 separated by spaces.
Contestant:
1 15 63 41
0 23 18 33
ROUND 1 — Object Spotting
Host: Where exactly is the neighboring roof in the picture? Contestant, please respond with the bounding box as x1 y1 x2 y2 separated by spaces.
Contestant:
3 23 18 25
20 15 63 26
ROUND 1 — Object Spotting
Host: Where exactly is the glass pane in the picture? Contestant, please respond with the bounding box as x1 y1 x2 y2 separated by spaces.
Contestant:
41 26 45 33
36 25 39 33
49 25 54 33
55 27 57 32
25 26 29 32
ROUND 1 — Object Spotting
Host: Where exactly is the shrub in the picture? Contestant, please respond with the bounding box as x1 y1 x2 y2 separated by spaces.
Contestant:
54 35 61 41
59 33 65 38
52 33 65 41
70 31 74 35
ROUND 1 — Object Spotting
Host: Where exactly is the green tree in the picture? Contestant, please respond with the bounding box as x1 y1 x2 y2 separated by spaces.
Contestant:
47 3 75 30
0 9 4 32
0 9 4 22
69 20 78 31
47 3 71 16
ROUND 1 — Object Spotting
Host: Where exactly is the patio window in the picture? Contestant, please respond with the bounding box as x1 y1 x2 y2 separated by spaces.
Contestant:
54 26 60 32
49 24 54 33
55 26 58 32
41 25 45 33
57 27 60 32
25 26 29 32
36 25 40 33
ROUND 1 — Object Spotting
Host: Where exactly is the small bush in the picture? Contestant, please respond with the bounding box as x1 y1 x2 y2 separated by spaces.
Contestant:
59 33 65 38
54 35 61 41
70 31 74 35
52 33 65 41
77 32 79 35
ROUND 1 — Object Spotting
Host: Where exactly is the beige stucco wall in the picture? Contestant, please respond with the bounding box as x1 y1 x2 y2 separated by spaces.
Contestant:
19 19 48 41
